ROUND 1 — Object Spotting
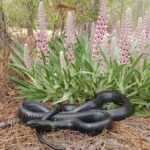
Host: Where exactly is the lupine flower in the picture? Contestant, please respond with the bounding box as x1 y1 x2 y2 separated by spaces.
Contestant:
136 17 143 40
65 11 76 45
138 30 150 61
66 47 74 61
65 11 76 61
140 30 147 52
102 33 110 57
121 8 133 44
90 22 95 49
99 0 109 17
123 8 132 37
113 21 121 42
119 38 130 64
36 1 49 63
119 8 133 65
138 11 150 60
100 32 110 72
38 1 46 30
143 10 150 42
92 0 108 60
111 37 120 61
60 51 67 71
135 17 143 55
24 43 31 69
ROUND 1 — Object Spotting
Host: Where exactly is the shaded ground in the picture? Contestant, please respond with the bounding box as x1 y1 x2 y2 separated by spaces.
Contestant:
0 97 150 150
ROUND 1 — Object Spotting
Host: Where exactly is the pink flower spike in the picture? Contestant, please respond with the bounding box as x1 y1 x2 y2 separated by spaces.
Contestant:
92 0 108 60
119 8 133 65
36 1 49 64
66 47 74 62
143 10 150 40
24 43 32 69
90 22 95 49
65 11 76 46
136 17 143 40
65 11 76 61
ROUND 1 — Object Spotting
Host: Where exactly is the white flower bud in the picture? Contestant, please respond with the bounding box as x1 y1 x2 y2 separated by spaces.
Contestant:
60 51 67 71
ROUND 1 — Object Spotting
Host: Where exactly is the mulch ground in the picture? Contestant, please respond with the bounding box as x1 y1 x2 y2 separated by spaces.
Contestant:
0 97 150 150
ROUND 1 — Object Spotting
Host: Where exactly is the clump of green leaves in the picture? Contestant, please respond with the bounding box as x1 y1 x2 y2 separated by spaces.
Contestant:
10 35 150 115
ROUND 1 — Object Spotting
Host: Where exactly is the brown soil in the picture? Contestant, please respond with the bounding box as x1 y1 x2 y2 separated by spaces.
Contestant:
0 98 150 150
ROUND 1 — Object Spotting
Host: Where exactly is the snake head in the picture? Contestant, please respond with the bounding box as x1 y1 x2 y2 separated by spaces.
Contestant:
27 120 40 128
27 119 52 131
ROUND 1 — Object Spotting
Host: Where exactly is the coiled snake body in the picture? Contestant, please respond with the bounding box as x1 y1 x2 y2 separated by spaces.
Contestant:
18 91 133 150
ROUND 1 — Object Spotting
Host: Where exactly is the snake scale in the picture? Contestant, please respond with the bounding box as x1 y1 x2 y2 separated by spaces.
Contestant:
18 90 133 150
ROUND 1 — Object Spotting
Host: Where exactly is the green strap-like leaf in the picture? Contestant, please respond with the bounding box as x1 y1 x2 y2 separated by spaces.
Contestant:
99 47 110 68
9 77 31 88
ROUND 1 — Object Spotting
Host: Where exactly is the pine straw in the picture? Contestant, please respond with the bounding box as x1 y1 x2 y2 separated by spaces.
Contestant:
0 99 150 150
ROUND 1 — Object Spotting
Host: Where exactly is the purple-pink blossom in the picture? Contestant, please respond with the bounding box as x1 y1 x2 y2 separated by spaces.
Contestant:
92 0 108 60
65 11 76 61
119 8 132 65
36 1 49 63
143 11 150 42
24 43 32 69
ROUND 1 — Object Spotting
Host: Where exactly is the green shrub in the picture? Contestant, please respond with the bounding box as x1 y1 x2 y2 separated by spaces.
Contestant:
10 35 150 115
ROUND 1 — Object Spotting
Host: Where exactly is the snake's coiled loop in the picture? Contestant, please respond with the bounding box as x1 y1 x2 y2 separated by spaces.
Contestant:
18 90 133 150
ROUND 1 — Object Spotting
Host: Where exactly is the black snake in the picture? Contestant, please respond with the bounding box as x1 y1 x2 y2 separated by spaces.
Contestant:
18 90 133 150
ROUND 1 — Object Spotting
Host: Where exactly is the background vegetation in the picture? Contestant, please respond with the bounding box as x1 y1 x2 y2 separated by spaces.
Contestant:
0 0 150 115
1 0 150 38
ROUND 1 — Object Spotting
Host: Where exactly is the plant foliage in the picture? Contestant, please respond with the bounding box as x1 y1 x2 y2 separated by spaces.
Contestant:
10 35 150 115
